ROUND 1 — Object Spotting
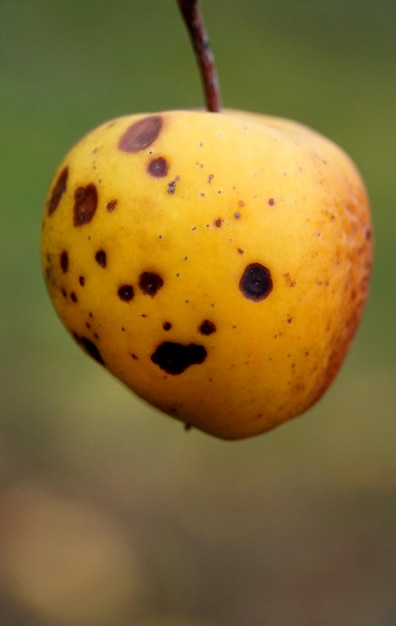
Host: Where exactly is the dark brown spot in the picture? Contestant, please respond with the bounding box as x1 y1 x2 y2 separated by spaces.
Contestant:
79 276 85 286
151 341 207 375
117 285 134 301
73 333 104 365
268 198 276 206
239 263 273 301
118 116 163 153
147 157 169 177
95 250 107 268
48 167 68 215
106 199 117 212
199 320 216 335
214 218 222 228
139 271 164 296
70 292 78 303
163 321 172 331
60 250 69 273
73 184 98 226
208 174 214 183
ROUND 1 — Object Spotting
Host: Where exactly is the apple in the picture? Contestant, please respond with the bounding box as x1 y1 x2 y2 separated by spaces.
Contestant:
41 1 372 439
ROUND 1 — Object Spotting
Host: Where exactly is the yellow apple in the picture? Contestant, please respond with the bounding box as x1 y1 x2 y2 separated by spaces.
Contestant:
41 109 372 439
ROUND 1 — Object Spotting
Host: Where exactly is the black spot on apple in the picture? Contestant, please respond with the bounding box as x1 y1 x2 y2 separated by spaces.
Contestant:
139 271 164 296
163 321 172 331
60 250 69 273
147 157 169 177
239 263 273 301
73 333 104 365
48 167 68 215
151 341 207 375
106 199 117 212
199 320 216 335
117 285 134 301
79 276 85 286
74 184 98 226
167 179 178 194
118 116 163 153
95 250 107 268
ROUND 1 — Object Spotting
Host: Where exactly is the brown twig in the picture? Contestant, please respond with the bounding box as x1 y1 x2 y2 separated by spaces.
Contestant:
177 0 222 112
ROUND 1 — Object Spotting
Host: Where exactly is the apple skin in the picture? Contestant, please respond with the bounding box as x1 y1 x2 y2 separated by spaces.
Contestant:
41 110 372 440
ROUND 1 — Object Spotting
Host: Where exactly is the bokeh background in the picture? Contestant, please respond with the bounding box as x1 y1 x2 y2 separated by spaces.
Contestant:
1 1 396 625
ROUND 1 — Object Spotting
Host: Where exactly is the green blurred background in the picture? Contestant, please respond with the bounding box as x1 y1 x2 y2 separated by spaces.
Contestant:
1 1 395 625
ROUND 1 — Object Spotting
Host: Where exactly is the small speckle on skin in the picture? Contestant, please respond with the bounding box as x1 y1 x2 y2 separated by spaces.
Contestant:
48 167 68 215
163 321 172 331
151 341 207 375
167 178 179 194
79 276 85 286
139 271 164 296
268 198 276 206
117 285 134 302
199 320 216 335
239 263 273 302
73 333 104 365
60 250 69 273
74 184 98 226
106 199 117 212
95 250 107 268
70 292 78 303
118 116 163 153
214 218 222 228
207 174 214 183
147 156 169 177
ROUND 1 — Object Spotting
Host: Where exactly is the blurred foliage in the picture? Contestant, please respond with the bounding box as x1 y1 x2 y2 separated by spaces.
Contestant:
1 1 396 625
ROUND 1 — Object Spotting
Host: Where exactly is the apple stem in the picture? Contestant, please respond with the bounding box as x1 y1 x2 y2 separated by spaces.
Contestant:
177 0 222 112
